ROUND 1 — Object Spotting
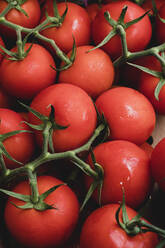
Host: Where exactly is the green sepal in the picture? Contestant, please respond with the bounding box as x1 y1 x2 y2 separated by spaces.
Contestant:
59 2 68 24
127 62 163 78
125 10 151 29
0 142 23 165
48 105 69 130
152 0 158 16
10 201 33 210
40 183 65 201
118 5 128 24
104 11 117 27
22 122 44 131
154 78 165 100
0 129 32 142
0 188 30 202
158 15 165 24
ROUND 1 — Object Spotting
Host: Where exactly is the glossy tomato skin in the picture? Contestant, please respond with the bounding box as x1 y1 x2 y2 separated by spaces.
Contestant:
0 108 35 169
4 176 79 248
86 3 102 21
58 45 114 99
155 3 165 44
80 203 159 248
150 138 165 192
92 1 152 60
85 140 152 209
40 1 91 54
95 86 156 145
0 0 41 39
0 43 56 100
28 83 97 152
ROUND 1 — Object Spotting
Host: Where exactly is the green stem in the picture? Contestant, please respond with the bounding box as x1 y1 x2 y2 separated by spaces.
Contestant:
16 28 23 59
0 153 7 175
28 170 39 204
42 121 52 154
116 25 130 59
140 219 165 237
0 4 12 17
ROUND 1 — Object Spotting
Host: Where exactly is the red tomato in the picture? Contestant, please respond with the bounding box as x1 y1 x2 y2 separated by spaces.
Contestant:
155 3 165 44
58 45 114 99
86 3 102 21
28 83 97 152
0 43 56 100
85 140 152 208
91 1 152 60
150 138 165 192
4 175 79 247
0 108 35 169
0 0 41 39
80 203 158 248
137 56 165 114
40 1 91 54
95 86 156 145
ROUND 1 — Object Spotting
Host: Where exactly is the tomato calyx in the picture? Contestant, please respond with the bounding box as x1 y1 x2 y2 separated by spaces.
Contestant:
0 172 65 211
89 6 150 56
127 53 165 101
116 189 165 245
19 102 69 153
5 0 28 17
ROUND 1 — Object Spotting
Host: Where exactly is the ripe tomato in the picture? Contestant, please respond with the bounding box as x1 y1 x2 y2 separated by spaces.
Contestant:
150 138 165 192
155 3 165 44
28 83 97 152
91 1 152 60
0 108 35 169
0 0 41 39
0 88 12 108
4 175 79 247
85 140 152 209
80 203 158 248
0 43 56 100
58 45 114 99
40 1 91 54
95 86 156 145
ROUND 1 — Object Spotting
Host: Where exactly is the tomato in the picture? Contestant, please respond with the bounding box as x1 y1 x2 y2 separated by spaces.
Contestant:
91 1 152 60
85 140 152 209
40 1 91 54
0 108 35 169
150 138 165 192
95 86 156 145
155 3 165 44
137 56 165 114
28 83 97 152
0 43 56 100
4 175 79 247
58 45 114 99
86 3 102 21
0 0 41 40
0 88 12 108
80 203 159 248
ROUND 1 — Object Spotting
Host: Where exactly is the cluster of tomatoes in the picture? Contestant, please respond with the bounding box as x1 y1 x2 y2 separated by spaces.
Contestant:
1 0 165 247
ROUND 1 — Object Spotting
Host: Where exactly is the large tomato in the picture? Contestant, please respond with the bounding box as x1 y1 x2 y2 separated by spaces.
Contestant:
4 175 79 247
95 86 156 145
58 45 114 99
80 203 158 248
0 108 35 169
91 1 152 60
150 138 165 192
0 0 41 39
28 83 97 152
85 140 152 209
0 43 56 100
40 1 91 54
